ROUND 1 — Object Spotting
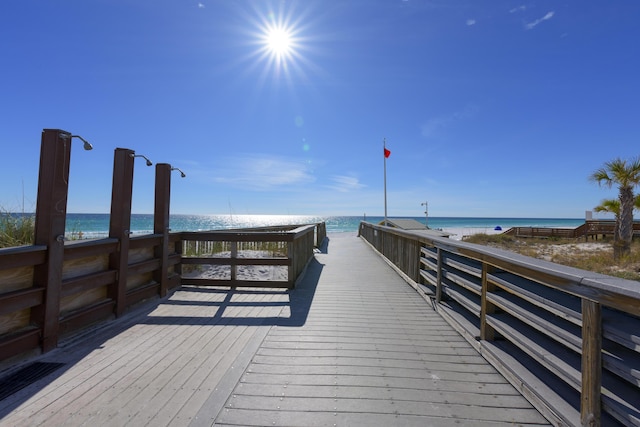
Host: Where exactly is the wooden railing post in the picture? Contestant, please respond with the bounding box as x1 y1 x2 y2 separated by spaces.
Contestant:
230 241 238 283
32 129 73 352
287 237 295 288
435 248 443 303
108 148 135 316
411 239 420 282
154 163 171 297
316 222 326 247
581 299 602 426
480 263 497 341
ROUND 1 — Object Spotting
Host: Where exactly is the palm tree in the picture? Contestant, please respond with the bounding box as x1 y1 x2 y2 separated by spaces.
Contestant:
593 198 621 243
590 157 640 259
593 196 640 244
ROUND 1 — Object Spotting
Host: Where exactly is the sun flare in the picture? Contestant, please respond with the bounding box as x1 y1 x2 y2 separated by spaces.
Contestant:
246 6 317 83
265 27 293 57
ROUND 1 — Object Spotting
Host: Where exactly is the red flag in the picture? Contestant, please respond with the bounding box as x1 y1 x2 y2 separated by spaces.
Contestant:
384 148 391 158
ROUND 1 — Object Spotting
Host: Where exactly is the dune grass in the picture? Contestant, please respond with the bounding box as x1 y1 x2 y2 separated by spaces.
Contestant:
0 210 35 248
465 233 640 281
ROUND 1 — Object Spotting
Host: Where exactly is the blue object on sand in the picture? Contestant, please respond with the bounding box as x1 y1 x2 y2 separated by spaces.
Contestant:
494 226 502 231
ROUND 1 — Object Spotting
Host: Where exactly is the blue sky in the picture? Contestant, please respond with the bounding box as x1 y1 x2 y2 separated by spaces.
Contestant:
1 1 638 218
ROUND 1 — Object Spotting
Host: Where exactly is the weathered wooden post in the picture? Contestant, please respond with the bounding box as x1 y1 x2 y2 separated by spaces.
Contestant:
581 299 602 426
32 129 91 352
231 241 238 283
108 148 135 316
480 263 497 341
435 248 443 303
154 163 171 297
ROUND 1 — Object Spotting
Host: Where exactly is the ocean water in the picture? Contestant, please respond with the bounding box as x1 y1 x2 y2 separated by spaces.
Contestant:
62 213 586 239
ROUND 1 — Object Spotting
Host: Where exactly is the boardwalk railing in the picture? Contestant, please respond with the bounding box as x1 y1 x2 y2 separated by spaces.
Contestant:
0 130 326 365
0 223 323 366
180 224 318 289
359 221 640 427
0 233 183 364
503 226 580 238
503 220 640 240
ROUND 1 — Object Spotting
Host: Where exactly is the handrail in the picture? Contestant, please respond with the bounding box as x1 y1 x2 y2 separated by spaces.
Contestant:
0 222 324 364
0 245 47 268
359 221 640 427
503 220 640 239
179 223 320 289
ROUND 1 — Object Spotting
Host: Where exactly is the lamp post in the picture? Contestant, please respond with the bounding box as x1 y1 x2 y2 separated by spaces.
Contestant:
421 201 428 228
109 148 153 316
32 129 93 352
153 163 186 297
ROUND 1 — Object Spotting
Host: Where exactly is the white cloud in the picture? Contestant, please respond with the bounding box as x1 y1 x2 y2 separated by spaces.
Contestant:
466 19 476 26
212 155 315 191
525 11 555 30
421 105 478 139
328 175 366 193
198 2 205 8
421 116 451 139
510 5 526 14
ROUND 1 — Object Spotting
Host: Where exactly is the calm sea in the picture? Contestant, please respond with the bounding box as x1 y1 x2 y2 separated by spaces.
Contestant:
62 214 586 239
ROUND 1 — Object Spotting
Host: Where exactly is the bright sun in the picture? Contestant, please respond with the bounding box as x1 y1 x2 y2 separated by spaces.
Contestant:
249 7 313 81
266 27 293 57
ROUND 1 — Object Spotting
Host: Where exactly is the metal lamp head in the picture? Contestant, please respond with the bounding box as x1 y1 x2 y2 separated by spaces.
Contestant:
66 134 93 150
130 153 153 166
171 167 186 178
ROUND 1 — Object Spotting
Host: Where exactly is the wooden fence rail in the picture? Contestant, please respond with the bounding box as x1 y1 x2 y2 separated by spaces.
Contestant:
0 223 323 366
0 235 181 365
359 221 640 427
503 226 579 238
503 220 640 240
0 129 324 368
180 224 317 289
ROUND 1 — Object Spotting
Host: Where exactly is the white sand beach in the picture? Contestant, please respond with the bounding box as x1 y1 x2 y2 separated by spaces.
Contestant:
182 250 288 281
440 226 506 241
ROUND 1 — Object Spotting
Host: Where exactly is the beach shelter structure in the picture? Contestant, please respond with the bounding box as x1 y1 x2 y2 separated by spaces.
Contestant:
378 218 451 238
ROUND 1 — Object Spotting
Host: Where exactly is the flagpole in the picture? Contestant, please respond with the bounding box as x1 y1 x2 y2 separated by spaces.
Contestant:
383 138 388 226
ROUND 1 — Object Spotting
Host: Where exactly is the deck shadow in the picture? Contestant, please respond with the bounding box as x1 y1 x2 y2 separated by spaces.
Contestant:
139 256 324 327
0 251 325 419
316 236 329 254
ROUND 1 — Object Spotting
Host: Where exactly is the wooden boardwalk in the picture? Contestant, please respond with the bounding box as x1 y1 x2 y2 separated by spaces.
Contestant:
0 234 550 426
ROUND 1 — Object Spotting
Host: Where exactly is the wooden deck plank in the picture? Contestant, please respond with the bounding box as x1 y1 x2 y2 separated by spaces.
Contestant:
83 290 283 426
261 340 479 354
249 354 499 374
215 410 552 427
0 288 276 426
28 311 230 424
0 315 178 424
207 233 550 426
228 382 533 406
138 294 282 425
236 372 526 395
89 326 236 425
0 233 551 426
255 348 486 365
79 314 236 423
223 394 549 422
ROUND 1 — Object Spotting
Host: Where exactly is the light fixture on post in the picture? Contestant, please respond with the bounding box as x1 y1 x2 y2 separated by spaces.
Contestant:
171 167 186 178
58 132 94 150
421 201 428 228
130 153 153 166
71 135 93 150
153 163 184 298
35 129 94 351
